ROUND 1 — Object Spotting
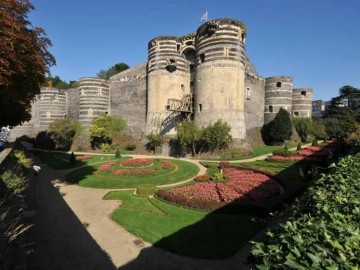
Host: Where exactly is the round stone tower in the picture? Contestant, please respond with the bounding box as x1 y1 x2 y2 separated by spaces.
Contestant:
78 77 110 127
292 88 313 117
194 18 247 140
39 87 67 130
146 36 193 135
264 76 293 124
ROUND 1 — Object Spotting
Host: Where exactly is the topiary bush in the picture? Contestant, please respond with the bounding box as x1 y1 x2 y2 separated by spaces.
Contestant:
125 144 137 151
69 152 76 165
296 142 302 151
115 147 121 158
311 138 319 146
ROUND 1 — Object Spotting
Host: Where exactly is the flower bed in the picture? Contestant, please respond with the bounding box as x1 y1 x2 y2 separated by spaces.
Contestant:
112 168 156 175
165 168 282 207
160 160 174 170
76 155 93 160
120 158 153 167
97 162 116 171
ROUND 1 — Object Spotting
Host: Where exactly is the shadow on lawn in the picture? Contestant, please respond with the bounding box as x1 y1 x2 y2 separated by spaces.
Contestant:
117 141 345 270
24 152 116 270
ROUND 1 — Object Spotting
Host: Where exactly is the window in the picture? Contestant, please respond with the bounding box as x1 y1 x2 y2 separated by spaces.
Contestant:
189 64 194 72
177 44 180 51
276 82 281 87
269 105 273 112
200 54 205 63
294 112 299 116
301 91 306 97
246 87 251 100
181 84 185 92
199 104 202 112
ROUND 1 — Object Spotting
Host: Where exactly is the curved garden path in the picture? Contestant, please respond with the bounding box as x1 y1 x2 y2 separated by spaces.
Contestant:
24 144 309 269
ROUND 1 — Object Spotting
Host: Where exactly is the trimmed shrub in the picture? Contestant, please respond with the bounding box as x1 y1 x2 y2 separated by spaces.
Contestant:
125 144 136 151
296 142 302 150
115 147 121 158
272 149 298 157
311 138 319 146
69 152 76 165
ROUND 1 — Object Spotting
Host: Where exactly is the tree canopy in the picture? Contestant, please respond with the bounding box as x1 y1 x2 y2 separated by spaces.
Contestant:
0 0 55 127
262 108 292 145
97 62 129 80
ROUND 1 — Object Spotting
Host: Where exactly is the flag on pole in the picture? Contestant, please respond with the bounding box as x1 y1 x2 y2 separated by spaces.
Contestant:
199 11 208 23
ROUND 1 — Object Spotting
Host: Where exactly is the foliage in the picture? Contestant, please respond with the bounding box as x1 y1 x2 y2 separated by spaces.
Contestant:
292 117 313 142
47 117 81 150
88 115 126 149
146 132 163 154
100 143 111 152
42 75 74 90
97 62 129 80
175 119 201 156
344 125 360 153
0 170 27 194
284 144 289 151
125 144 136 151
311 120 327 139
272 149 298 157
69 152 76 165
251 153 360 269
34 131 55 150
193 175 212 182
115 147 121 158
296 142 302 151
14 150 31 168
262 108 292 145
311 138 318 146
0 0 55 127
175 119 232 156
201 119 232 152
136 184 157 198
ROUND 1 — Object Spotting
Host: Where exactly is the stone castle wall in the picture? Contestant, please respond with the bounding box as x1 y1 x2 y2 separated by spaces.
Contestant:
109 62 147 138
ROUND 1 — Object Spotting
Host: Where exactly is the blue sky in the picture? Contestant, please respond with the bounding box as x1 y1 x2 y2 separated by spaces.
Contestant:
28 0 360 101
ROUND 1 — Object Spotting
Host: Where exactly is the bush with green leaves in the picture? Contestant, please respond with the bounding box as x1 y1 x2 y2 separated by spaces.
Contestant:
262 108 292 145
47 117 82 150
251 153 360 269
146 132 163 154
292 117 313 142
115 148 121 158
311 138 319 146
296 142 302 151
1 170 27 194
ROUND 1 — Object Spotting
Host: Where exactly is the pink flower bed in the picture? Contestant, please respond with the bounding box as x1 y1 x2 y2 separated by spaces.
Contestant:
170 168 281 203
97 162 116 171
120 158 153 167
160 160 174 170
306 146 321 151
112 168 155 175
298 149 315 156
76 155 93 160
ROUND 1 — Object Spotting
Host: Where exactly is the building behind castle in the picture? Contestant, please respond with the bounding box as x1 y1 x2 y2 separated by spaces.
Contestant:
11 18 313 141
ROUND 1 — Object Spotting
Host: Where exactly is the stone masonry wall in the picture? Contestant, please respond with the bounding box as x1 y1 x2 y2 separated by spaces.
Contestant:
109 62 147 138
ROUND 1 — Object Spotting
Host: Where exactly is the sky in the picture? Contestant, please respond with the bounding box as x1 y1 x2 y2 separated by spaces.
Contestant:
28 0 360 101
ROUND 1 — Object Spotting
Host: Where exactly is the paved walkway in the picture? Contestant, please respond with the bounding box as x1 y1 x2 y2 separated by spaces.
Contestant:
25 145 309 269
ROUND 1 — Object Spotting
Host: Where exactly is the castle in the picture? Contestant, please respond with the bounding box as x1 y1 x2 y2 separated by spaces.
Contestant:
11 18 313 141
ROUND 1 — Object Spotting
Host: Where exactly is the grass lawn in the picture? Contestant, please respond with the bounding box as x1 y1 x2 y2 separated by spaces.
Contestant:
234 160 304 182
33 151 122 169
104 191 266 259
65 159 199 188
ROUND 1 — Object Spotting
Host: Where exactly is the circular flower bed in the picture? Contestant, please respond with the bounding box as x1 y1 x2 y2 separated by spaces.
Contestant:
120 158 153 167
112 168 156 175
97 162 116 171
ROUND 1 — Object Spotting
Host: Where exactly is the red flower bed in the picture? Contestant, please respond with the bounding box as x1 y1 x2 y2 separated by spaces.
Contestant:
298 149 315 156
120 158 153 167
97 162 116 171
112 168 155 175
160 160 174 170
306 146 321 151
169 168 281 203
76 155 93 160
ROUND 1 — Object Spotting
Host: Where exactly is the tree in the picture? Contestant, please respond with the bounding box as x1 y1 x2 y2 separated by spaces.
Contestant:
97 62 129 80
201 119 232 152
146 132 163 154
47 117 81 150
0 0 55 127
88 115 126 149
266 108 292 145
175 119 201 156
292 117 313 142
